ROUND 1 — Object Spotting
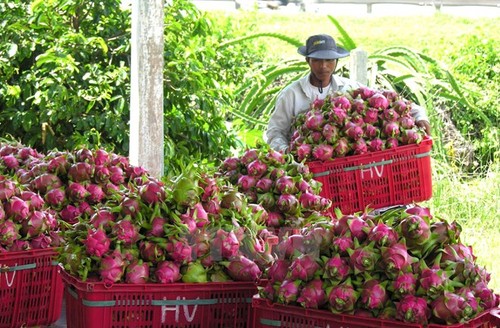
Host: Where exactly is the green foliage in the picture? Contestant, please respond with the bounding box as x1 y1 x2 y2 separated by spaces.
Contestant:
0 0 131 153
445 35 499 167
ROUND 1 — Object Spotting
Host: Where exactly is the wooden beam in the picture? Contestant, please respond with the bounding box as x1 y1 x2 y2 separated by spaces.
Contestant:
129 0 164 178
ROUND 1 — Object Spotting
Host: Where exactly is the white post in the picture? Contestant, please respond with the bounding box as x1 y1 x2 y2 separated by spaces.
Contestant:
349 48 368 85
129 0 164 178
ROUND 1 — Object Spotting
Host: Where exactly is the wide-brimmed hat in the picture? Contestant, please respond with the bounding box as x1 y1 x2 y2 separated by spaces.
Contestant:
297 34 349 59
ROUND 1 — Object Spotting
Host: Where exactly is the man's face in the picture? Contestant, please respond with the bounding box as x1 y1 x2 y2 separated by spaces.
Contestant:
307 58 338 82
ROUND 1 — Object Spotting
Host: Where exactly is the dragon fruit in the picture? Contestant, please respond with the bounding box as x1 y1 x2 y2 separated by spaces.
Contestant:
390 272 418 299
431 291 479 325
322 254 350 282
19 190 45 210
328 107 348 125
139 180 166 205
68 162 92 182
0 178 17 201
21 210 49 238
288 253 321 281
5 196 29 222
276 194 299 215
44 188 66 208
333 137 349 157
368 92 389 110
139 240 165 264
359 279 388 313
99 250 125 285
348 241 379 274
312 143 334 161
166 238 193 264
381 242 415 278
155 260 181 283
396 295 431 325
223 255 261 282
0 220 20 247
297 278 327 309
367 222 398 247
112 219 141 246
327 279 359 313
83 228 111 257
278 279 302 304
125 260 150 284
89 208 116 229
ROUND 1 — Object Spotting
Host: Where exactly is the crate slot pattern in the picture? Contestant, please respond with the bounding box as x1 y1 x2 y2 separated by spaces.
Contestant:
307 138 433 214
62 269 257 328
0 248 63 328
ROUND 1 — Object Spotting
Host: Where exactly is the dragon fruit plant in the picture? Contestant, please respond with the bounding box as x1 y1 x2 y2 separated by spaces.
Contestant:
258 204 499 325
288 87 428 162
217 142 334 232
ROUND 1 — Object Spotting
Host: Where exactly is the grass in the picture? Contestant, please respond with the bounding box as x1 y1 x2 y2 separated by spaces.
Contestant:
208 8 500 292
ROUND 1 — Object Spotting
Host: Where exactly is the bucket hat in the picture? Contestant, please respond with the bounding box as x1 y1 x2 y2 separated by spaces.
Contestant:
297 34 349 59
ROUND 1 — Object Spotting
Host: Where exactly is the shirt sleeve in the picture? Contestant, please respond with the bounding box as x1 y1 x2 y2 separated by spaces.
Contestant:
264 89 296 152
409 103 429 122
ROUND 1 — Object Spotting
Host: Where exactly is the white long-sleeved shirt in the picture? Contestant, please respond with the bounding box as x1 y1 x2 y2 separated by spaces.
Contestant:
263 73 429 152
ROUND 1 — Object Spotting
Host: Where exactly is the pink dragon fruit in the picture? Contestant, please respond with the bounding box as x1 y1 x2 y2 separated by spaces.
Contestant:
295 143 313 162
2 154 20 170
328 107 348 125
277 279 302 304
327 279 359 313
66 182 89 202
277 234 306 259
352 139 368 155
385 137 399 149
99 250 125 285
237 174 257 191
276 193 299 215
90 208 116 229
223 255 261 281
212 229 240 259
0 220 20 247
312 143 334 161
367 222 398 247
431 291 478 325
297 278 327 309
5 196 29 222
381 107 400 122
139 180 166 205
352 86 376 100
333 137 350 157
323 254 350 282
120 196 140 218
21 210 49 238
112 219 141 246
155 260 181 283
305 110 325 131
400 129 423 144
332 95 351 110
332 235 354 256
247 159 268 178
274 175 297 194
125 260 150 284
348 241 380 274
391 272 418 299
44 188 66 208
288 253 321 281
392 99 410 115
368 93 389 110
68 162 92 182
368 137 385 152
139 240 165 264
267 259 291 282
398 115 416 129
381 242 415 278
359 279 389 312
417 261 451 300
0 178 17 201
382 121 400 137
351 98 366 114
166 238 193 264
344 122 364 141
19 190 45 210
396 295 431 325
322 123 339 144
363 123 379 139
30 234 52 249
83 228 111 257
399 214 431 247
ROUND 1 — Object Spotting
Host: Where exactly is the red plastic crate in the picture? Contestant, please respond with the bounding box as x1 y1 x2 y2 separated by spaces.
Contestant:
0 248 64 328
252 296 500 328
307 138 433 214
61 269 259 328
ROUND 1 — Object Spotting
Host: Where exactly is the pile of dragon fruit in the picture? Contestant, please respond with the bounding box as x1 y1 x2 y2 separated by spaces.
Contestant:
217 143 333 230
289 86 428 162
259 205 499 326
0 142 275 284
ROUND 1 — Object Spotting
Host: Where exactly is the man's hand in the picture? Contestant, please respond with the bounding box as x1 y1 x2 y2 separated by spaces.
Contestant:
416 120 431 135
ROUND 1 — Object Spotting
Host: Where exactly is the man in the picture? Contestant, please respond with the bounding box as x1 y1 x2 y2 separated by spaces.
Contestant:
264 34 431 152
